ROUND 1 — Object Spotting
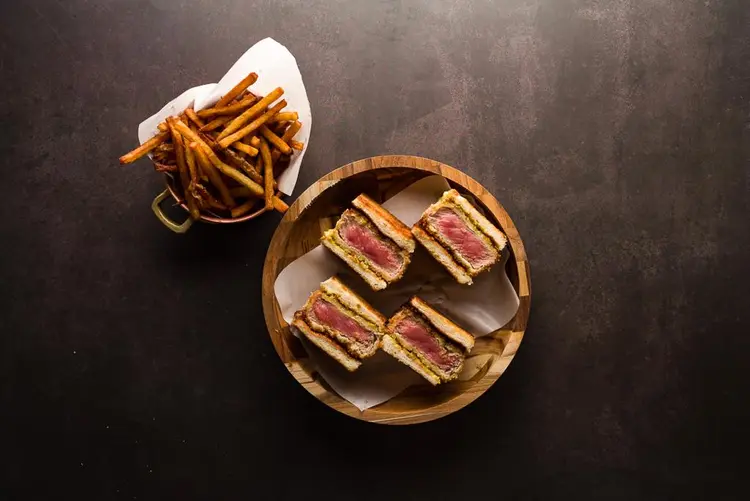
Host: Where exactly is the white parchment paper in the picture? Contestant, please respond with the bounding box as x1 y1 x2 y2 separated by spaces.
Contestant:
136 38 311 195
274 176 520 410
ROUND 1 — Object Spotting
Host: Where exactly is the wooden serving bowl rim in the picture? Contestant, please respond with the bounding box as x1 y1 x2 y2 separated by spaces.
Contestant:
261 155 531 424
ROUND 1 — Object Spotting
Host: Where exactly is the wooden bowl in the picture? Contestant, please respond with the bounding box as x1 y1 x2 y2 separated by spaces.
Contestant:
262 155 531 424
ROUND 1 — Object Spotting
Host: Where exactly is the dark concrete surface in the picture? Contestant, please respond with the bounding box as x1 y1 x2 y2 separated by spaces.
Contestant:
1 0 748 499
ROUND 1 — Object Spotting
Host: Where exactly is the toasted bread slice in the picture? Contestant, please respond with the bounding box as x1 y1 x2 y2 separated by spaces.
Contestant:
320 276 386 326
352 194 415 253
420 197 499 275
381 334 440 385
421 218 497 275
321 230 388 291
415 189 507 280
292 316 362 372
302 291 380 359
333 209 411 282
412 225 473 285
440 189 508 252
409 297 474 353
386 307 465 383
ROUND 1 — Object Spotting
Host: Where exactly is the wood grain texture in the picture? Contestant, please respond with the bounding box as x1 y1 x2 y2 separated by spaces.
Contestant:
261 155 531 424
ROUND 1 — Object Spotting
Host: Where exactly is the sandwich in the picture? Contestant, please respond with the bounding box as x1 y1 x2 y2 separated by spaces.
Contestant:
321 193 415 291
291 276 386 371
412 189 508 285
381 296 475 385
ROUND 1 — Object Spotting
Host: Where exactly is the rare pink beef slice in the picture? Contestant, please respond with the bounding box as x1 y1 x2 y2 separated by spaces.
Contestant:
308 296 375 345
394 316 462 372
427 208 496 269
338 214 403 274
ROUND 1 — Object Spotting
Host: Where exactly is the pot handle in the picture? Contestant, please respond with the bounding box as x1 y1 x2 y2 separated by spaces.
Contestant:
151 189 194 234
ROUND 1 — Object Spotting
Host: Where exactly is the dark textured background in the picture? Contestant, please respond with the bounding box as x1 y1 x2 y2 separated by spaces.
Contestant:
1 0 748 499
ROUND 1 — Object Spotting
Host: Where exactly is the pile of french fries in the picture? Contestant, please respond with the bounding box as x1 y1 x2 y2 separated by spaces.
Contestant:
120 72 304 219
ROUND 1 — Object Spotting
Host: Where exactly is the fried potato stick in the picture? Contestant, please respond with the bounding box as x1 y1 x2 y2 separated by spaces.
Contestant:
173 121 287 213
154 162 178 173
193 183 227 212
185 144 198 184
231 141 259 157
229 187 253 198
216 87 284 141
218 100 287 149
271 120 302 162
197 95 257 119
259 125 291 155
119 131 169 164
190 142 235 208
268 112 298 123
260 137 274 210
231 200 261 218
215 72 258 108
200 115 233 133
223 149 264 185
166 118 200 220
185 108 205 128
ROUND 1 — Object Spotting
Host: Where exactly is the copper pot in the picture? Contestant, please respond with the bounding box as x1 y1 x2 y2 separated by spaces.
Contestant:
151 172 274 233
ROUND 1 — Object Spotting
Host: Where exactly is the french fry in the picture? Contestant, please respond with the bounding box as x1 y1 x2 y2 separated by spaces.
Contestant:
156 142 174 154
274 121 290 135
290 140 304 151
207 198 228 211
193 183 227 211
268 112 298 123
185 144 198 184
198 132 220 151
153 143 173 163
217 155 287 212
121 71 298 221
218 100 287 149
273 154 291 177
272 120 302 162
167 118 200 220
167 119 188 182
281 121 302 143
119 131 169 164
174 120 288 212
215 72 258 108
154 162 178 173
260 137 274 210
190 142 235 208
197 95 257 119
216 87 284 141
229 187 253 198
259 125 291 155
197 159 208 182
172 121 211 152
190 182 208 210
233 89 250 103
231 141 259 157
185 108 205 128
200 115 233 132
223 149 264 185
231 199 261 218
